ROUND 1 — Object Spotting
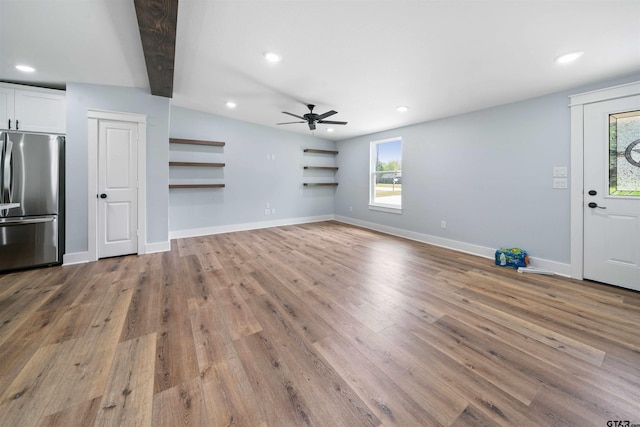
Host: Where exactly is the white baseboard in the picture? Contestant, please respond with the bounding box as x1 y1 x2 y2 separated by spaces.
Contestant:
63 251 90 266
525 257 571 277
145 241 171 254
63 241 170 265
169 215 334 240
334 215 572 277
166 213 572 277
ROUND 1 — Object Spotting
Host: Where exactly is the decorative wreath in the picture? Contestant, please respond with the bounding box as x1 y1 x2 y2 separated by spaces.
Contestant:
625 139 640 168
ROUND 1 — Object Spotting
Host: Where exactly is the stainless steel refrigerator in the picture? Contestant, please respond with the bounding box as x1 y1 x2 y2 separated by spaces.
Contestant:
0 131 64 272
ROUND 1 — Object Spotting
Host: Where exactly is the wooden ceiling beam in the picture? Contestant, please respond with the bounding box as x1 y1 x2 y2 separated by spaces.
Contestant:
133 0 178 98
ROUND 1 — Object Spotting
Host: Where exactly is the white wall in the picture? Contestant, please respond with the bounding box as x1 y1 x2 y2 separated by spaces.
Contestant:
65 83 170 254
169 106 336 236
334 73 640 266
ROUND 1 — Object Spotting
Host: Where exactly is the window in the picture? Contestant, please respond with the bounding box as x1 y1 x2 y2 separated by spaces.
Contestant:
370 137 402 212
609 110 640 196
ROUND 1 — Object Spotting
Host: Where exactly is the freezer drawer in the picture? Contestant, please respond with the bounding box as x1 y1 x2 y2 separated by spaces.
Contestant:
0 215 58 271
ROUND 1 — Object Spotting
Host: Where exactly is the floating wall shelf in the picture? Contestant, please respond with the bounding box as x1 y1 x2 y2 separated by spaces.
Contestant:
303 149 338 155
170 138 226 189
169 184 226 189
303 166 339 170
170 138 225 147
169 161 225 167
303 147 339 187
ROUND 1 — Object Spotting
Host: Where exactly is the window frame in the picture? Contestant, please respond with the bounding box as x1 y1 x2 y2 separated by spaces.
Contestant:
369 137 403 213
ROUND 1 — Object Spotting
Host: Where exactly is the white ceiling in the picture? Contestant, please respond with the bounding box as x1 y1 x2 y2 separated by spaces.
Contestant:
1 0 639 140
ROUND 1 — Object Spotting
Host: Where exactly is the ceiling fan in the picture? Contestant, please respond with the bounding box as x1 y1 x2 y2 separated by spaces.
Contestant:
277 104 348 131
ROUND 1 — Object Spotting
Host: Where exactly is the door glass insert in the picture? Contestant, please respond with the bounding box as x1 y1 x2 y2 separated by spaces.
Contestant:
609 110 640 196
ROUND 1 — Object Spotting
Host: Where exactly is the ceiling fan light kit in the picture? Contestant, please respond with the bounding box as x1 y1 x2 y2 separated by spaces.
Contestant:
277 104 348 131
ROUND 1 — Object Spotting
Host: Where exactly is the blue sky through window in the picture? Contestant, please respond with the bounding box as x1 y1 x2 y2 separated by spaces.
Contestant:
376 139 402 166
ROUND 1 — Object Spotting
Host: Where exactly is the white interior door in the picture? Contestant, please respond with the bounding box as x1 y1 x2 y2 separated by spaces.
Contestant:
583 95 640 291
98 120 138 258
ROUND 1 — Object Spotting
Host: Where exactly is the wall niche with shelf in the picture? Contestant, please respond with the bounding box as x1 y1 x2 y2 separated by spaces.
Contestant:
169 138 226 189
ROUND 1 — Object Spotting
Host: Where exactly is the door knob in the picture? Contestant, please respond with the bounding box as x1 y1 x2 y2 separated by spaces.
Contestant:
588 202 606 209
99 193 107 199
588 190 597 196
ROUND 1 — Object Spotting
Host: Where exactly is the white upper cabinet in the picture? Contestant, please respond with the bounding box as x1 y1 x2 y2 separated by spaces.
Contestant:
14 89 66 133
0 83 66 134
0 87 15 130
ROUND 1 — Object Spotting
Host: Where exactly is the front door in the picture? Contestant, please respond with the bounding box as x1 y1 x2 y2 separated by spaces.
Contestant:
583 95 640 290
97 119 138 258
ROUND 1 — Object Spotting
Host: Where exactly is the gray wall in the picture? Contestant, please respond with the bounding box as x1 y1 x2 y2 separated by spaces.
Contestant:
63 73 639 264
65 83 170 253
335 73 640 264
169 107 336 232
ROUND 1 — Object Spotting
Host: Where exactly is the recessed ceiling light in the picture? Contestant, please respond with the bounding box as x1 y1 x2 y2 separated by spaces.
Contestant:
225 101 237 109
264 52 282 63
16 64 35 73
326 128 334 133
396 106 409 112
554 51 584 64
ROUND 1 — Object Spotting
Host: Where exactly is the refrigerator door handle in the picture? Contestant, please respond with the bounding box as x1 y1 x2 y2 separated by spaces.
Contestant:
3 140 12 204
0 136 4 205
0 216 55 226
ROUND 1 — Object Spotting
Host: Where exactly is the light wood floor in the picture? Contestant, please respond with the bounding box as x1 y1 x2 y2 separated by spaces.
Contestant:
1 221 639 426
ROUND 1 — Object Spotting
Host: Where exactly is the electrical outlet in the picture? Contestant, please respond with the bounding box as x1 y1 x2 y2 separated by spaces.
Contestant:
271 208 276 215
264 208 270 215
349 206 353 212
441 221 447 229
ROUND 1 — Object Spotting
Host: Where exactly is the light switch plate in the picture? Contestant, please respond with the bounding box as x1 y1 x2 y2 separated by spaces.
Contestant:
553 178 568 189
553 166 568 177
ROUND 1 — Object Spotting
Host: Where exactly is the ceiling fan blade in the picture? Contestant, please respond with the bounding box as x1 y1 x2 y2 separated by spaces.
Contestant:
308 121 316 131
282 111 305 120
316 110 337 120
318 120 348 125
277 121 305 125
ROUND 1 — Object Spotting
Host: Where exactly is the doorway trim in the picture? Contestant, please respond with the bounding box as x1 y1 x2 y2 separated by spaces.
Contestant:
569 81 640 279
87 109 147 262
